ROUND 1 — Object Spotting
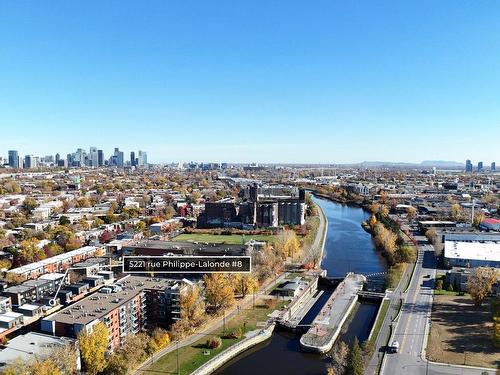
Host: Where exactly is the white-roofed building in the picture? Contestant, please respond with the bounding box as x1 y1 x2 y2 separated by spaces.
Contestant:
444 240 500 268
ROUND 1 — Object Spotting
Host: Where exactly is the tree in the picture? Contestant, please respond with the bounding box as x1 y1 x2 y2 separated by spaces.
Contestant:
180 284 206 324
21 197 39 214
233 274 259 297
451 203 463 222
425 228 438 244
436 279 443 291
0 258 11 270
78 322 109 375
136 221 147 231
164 206 176 220
467 267 499 307
43 242 64 257
4 272 24 285
147 328 171 354
18 238 46 264
369 202 380 214
345 337 364 375
276 230 300 259
59 215 71 225
379 205 389 218
203 273 235 312
473 212 485 227
76 197 92 208
406 206 417 222
368 214 377 228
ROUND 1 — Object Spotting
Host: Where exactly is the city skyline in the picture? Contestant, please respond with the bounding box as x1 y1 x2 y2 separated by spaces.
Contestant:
1 1 500 163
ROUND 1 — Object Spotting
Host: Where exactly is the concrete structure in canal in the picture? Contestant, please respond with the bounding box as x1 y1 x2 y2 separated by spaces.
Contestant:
299 273 365 353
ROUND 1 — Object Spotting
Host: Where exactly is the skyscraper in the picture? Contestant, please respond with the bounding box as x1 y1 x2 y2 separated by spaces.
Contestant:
130 151 136 167
8 150 19 168
465 159 473 172
114 148 124 168
24 155 38 169
478 161 483 172
97 150 104 166
89 147 98 167
55 153 60 165
491 162 496 171
137 150 147 168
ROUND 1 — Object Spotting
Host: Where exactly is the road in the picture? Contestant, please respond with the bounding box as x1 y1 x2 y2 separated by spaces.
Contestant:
365 251 414 374
304 201 327 265
382 236 495 375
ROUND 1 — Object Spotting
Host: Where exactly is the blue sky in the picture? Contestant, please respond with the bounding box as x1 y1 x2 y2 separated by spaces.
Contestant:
0 1 499 164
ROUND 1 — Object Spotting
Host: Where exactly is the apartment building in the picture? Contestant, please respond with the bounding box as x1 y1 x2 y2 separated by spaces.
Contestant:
41 275 187 351
6 246 103 281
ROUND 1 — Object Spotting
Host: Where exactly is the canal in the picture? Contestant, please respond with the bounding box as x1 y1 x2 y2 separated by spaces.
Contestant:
213 197 388 375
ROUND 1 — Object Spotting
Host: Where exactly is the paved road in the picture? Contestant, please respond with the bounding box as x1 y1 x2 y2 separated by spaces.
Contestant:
304 201 327 265
382 236 495 375
365 252 414 374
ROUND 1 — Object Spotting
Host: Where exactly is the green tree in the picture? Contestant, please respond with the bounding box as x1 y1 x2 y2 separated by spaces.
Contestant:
345 337 364 375
59 215 71 225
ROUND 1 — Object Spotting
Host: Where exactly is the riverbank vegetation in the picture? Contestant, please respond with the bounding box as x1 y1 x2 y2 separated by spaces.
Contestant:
363 203 416 288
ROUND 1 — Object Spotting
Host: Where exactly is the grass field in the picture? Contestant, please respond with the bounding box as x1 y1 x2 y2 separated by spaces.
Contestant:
174 233 276 245
145 298 285 375
427 294 499 369
367 298 390 345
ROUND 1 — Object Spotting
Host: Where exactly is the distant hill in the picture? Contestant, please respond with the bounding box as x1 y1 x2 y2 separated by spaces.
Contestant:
336 160 465 169
420 160 464 168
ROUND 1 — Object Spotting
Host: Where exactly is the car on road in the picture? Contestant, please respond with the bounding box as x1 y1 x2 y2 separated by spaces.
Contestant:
387 341 399 353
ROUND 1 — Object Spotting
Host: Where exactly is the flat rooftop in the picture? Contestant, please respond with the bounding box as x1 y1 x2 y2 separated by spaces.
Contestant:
0 332 75 365
444 240 500 263
44 275 181 326
123 240 246 255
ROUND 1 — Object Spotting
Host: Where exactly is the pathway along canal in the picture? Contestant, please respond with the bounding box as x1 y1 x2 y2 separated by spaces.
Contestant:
213 197 388 375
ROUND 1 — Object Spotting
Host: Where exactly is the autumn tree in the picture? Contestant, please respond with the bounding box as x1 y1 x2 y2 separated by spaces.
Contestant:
254 244 283 282
473 212 485 227
232 274 259 297
379 205 389 218
406 206 417 222
164 206 176 220
369 202 380 215
467 267 499 307
425 228 438 244
147 328 171 354
203 273 235 313
451 203 463 222
180 284 206 325
18 238 46 264
78 322 109 375
276 230 300 259
21 197 39 214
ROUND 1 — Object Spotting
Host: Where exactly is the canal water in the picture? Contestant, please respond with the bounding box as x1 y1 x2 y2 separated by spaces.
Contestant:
214 197 388 375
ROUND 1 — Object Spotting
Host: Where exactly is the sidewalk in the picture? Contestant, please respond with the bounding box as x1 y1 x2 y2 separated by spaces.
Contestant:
364 261 413 375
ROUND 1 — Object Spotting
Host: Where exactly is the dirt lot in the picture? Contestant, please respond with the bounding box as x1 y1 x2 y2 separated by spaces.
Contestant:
427 294 499 369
